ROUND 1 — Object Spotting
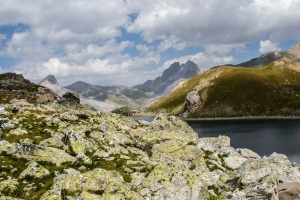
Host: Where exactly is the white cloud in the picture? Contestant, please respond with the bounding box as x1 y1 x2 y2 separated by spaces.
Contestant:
136 44 149 55
65 40 134 64
1 0 300 87
259 40 281 54
126 0 300 45
204 43 246 55
157 35 187 52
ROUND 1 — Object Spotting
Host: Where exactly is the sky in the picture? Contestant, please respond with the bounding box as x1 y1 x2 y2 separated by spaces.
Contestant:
0 0 300 87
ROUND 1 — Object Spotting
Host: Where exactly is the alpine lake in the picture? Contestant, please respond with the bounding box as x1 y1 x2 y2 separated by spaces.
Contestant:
134 115 300 164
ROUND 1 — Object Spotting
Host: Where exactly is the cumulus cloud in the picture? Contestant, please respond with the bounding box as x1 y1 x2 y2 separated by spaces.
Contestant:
259 40 281 54
1 0 300 86
157 35 187 52
136 44 149 55
126 0 300 45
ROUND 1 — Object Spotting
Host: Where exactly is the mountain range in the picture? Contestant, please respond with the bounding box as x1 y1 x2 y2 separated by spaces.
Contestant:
39 60 201 111
149 43 300 118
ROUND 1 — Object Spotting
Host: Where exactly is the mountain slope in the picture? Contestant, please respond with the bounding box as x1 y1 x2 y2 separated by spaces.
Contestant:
149 60 300 118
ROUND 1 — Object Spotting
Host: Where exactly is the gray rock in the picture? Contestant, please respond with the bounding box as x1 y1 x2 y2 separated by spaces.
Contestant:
19 162 50 179
279 182 300 200
237 148 261 159
182 89 201 117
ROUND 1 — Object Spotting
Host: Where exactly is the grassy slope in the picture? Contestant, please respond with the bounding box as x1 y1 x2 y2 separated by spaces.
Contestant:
150 60 300 118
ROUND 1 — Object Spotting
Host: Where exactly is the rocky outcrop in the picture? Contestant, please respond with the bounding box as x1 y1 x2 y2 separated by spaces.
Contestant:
1 104 300 199
58 92 81 107
182 89 201 117
288 42 300 58
0 72 60 104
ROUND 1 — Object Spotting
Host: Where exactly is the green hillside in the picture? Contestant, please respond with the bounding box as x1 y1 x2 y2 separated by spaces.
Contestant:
149 60 300 118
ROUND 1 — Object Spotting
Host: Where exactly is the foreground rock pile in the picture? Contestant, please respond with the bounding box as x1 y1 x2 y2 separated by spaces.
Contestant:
0 103 300 199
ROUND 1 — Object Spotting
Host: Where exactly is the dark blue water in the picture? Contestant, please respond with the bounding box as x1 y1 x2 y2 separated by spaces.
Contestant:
186 119 300 164
134 116 300 163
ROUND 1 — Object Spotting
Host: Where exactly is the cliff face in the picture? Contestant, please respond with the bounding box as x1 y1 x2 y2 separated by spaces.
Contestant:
0 103 299 199
150 60 300 118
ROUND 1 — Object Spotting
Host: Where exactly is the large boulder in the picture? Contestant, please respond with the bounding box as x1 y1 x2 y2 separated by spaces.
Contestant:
58 92 81 107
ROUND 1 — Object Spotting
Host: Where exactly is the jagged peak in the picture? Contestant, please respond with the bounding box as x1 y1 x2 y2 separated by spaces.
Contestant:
39 75 59 85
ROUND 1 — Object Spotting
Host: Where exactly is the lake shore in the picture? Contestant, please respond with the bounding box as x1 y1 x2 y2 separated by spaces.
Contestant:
183 116 300 121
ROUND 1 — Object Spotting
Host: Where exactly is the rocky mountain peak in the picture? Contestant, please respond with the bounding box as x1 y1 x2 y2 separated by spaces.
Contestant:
161 62 181 82
288 42 300 58
39 75 59 85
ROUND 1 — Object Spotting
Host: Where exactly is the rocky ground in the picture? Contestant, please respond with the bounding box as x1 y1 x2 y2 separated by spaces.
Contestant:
1 102 300 200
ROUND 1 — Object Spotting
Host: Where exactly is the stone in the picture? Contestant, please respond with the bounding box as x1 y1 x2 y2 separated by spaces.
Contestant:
198 135 230 152
269 152 291 165
8 127 28 136
236 148 261 159
182 89 201 117
224 155 248 170
58 92 81 107
138 161 209 199
19 162 50 179
0 178 20 194
54 168 124 194
279 182 300 200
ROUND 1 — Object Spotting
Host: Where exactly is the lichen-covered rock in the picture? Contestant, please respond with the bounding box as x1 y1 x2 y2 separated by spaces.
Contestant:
138 130 197 147
236 148 261 159
19 162 50 179
224 155 248 170
0 178 19 195
102 184 144 200
54 168 124 194
64 130 86 154
39 135 65 148
197 135 230 153
138 162 209 199
8 127 28 136
79 191 103 200
13 144 76 166
238 158 300 185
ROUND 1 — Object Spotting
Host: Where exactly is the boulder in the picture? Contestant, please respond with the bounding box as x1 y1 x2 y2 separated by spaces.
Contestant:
19 162 50 179
279 182 300 200
58 92 81 107
138 162 209 199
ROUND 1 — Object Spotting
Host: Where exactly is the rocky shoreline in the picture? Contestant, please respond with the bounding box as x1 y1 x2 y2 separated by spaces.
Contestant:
1 103 300 199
